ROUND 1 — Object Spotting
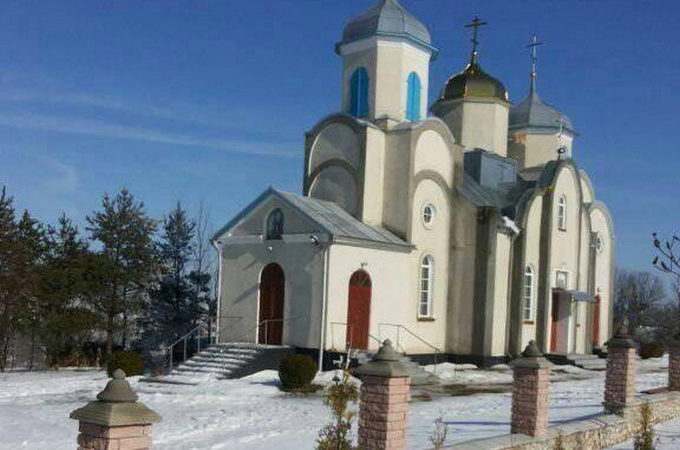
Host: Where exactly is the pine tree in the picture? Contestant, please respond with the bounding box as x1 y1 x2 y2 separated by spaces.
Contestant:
86 188 157 358
0 187 20 370
316 370 359 450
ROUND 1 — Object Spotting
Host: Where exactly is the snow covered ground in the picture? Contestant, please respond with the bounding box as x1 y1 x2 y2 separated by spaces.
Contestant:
0 357 677 450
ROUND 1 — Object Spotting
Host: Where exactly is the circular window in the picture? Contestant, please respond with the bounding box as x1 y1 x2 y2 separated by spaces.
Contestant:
422 204 436 227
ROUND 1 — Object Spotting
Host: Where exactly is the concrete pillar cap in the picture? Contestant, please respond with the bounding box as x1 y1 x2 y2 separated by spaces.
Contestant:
607 324 636 348
70 369 161 427
354 339 415 378
510 340 553 369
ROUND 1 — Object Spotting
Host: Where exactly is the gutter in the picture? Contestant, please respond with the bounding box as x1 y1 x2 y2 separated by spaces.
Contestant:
211 240 224 344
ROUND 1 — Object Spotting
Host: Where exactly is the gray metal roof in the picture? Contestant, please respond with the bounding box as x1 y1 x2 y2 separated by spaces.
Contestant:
509 81 574 133
213 187 410 250
276 190 409 248
459 172 535 219
338 0 436 54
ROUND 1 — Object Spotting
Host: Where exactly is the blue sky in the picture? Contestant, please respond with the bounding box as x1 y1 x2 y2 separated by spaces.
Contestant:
0 0 678 274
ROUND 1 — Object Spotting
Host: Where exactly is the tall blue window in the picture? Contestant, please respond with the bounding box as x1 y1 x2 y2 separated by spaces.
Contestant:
349 67 369 118
406 72 422 122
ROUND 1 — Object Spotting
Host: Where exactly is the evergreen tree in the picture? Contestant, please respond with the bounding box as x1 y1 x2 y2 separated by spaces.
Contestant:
143 202 210 351
86 188 157 358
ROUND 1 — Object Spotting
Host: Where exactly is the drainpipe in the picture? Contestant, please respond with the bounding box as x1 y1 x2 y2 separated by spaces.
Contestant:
318 242 331 373
211 240 224 344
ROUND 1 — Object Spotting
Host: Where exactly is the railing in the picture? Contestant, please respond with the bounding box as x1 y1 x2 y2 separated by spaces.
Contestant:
167 318 216 372
329 321 383 353
378 323 444 374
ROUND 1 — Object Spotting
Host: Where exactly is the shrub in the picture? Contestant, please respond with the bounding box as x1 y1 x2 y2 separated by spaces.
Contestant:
107 350 144 377
317 370 359 450
278 354 317 391
639 343 664 359
634 402 657 450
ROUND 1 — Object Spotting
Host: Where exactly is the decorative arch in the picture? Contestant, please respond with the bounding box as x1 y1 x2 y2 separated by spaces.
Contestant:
406 72 422 122
349 67 369 118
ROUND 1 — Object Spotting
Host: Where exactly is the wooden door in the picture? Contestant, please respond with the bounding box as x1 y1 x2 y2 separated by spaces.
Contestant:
592 295 601 347
258 263 285 345
346 271 372 350
550 292 559 353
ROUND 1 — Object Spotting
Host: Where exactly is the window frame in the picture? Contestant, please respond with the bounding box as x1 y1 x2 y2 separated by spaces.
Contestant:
557 196 567 231
349 67 369 118
555 270 570 290
422 203 436 228
265 208 284 241
523 265 535 321
418 255 435 318
406 71 422 122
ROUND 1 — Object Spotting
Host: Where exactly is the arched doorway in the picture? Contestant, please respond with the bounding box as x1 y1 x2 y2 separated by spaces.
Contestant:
259 263 285 345
346 270 372 350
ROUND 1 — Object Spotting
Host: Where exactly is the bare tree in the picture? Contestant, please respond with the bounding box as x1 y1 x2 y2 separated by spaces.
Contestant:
614 270 666 338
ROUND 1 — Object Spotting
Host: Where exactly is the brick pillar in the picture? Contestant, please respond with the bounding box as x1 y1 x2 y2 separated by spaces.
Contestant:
510 340 552 437
668 337 680 391
604 332 636 415
71 369 161 450
355 339 413 450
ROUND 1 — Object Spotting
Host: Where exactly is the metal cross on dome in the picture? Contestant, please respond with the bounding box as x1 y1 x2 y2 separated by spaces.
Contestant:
465 15 488 63
527 34 544 79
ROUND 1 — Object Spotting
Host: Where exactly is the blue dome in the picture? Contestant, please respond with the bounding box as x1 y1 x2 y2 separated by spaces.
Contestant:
339 0 436 54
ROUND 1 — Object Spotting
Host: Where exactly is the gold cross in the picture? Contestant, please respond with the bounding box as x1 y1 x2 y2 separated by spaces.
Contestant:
465 16 488 63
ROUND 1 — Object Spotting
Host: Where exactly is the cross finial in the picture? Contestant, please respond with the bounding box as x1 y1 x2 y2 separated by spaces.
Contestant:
527 34 544 93
465 16 488 64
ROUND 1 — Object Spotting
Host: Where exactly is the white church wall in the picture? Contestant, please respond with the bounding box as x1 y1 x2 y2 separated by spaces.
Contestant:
546 165 583 354
580 170 595 204
218 241 325 349
488 230 512 356
459 100 509 156
324 245 437 352
413 130 454 184
309 166 360 217
446 196 478 355
591 207 614 347
520 195 543 350
509 132 574 169
308 123 362 174
382 131 413 238
340 38 378 118
231 196 325 237
361 127 386 226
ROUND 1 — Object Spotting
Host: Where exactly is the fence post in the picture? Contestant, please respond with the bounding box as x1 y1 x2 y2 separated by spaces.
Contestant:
510 340 553 437
70 369 161 450
604 328 636 415
355 339 413 450
668 332 680 391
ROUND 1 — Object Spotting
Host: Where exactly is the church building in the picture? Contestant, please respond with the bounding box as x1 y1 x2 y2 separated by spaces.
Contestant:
212 0 615 366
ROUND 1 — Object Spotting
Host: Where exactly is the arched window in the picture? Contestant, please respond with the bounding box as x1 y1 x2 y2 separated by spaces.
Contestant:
557 196 567 231
523 266 535 321
349 67 369 118
406 72 422 122
265 208 284 240
419 255 434 317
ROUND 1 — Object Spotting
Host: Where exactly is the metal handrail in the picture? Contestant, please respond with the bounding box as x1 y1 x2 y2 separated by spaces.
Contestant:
378 322 444 373
330 321 382 351
167 318 215 372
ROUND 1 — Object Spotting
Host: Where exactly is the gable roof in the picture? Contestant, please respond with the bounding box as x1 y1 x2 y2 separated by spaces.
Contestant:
212 188 411 250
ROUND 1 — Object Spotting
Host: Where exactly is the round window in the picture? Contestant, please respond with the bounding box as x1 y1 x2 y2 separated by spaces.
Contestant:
422 204 436 227
595 234 604 254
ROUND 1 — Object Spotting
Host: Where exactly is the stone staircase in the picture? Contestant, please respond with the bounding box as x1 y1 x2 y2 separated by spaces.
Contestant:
141 343 293 385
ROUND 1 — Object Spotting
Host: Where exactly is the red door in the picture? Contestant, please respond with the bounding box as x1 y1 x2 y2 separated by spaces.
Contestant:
550 292 559 353
347 271 372 350
259 263 285 345
593 295 601 347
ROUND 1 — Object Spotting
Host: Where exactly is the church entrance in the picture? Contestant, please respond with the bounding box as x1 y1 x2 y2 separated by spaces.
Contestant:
592 295 601 347
258 263 285 345
346 270 372 350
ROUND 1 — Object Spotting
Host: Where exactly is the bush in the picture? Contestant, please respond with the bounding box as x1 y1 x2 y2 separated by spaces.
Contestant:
634 402 657 450
278 354 317 390
639 343 664 359
107 350 144 377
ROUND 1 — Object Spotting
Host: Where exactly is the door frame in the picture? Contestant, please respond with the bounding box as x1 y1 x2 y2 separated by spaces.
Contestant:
346 270 372 350
258 263 285 345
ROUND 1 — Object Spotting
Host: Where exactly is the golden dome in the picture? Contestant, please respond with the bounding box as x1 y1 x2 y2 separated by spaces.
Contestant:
441 61 508 102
